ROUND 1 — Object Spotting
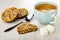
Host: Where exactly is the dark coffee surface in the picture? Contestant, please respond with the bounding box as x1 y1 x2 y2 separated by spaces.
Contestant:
35 4 57 11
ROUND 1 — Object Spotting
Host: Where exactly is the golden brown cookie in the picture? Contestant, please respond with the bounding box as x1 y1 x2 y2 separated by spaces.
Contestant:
17 22 38 34
2 7 18 23
17 8 28 18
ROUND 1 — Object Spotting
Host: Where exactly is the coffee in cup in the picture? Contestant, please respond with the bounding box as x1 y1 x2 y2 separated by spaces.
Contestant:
35 4 57 13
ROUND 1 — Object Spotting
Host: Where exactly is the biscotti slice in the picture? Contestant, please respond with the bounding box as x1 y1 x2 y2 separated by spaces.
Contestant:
17 22 38 34
17 8 28 18
2 7 18 23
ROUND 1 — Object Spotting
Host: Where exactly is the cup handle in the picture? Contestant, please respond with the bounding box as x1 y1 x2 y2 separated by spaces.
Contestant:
49 14 56 24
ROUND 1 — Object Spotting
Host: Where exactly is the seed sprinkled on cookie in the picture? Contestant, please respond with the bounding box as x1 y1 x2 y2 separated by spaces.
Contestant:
17 22 38 34
2 7 18 23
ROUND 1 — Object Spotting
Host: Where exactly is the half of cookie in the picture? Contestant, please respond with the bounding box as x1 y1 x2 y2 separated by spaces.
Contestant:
17 22 38 34
2 7 18 23
17 8 28 18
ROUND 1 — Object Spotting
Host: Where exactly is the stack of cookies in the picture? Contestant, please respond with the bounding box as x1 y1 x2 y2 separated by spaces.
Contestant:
2 7 28 22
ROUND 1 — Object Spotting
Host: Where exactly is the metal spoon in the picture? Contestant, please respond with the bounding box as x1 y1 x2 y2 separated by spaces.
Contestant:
4 14 34 32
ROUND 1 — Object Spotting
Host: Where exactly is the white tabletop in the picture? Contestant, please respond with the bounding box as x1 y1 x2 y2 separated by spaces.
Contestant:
0 0 60 40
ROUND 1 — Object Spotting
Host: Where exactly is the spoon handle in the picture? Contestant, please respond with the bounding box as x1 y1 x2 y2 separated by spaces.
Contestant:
4 22 23 32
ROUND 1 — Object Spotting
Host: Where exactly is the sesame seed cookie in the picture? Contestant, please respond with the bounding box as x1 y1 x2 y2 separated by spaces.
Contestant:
17 8 28 18
17 22 38 34
2 7 18 23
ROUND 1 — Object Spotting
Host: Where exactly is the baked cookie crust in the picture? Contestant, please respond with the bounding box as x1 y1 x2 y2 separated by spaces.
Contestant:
2 7 18 23
17 8 28 18
17 22 38 34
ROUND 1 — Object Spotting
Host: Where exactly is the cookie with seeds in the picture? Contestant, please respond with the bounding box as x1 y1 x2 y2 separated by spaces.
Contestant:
17 22 38 34
17 8 28 18
2 7 18 23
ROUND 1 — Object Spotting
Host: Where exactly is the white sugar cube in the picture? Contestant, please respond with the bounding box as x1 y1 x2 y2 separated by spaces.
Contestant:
45 25 55 34
40 27 49 37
